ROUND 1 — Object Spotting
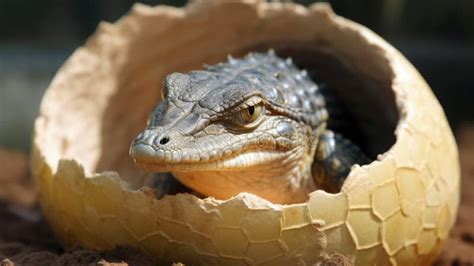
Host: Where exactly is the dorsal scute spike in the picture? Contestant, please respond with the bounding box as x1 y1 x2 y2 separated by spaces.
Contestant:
164 72 190 98
227 54 236 64
246 52 258 63
267 49 276 56
301 70 308 77
286 57 293 65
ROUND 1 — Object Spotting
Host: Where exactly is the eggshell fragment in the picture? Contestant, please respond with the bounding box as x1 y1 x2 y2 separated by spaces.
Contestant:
32 0 460 264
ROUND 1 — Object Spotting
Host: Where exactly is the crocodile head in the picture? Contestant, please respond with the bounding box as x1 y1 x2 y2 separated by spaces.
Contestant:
130 52 328 204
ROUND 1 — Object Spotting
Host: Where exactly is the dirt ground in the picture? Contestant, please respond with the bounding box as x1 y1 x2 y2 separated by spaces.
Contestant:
0 126 473 265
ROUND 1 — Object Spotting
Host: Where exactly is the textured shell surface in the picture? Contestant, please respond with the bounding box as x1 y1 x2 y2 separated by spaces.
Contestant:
31 0 460 265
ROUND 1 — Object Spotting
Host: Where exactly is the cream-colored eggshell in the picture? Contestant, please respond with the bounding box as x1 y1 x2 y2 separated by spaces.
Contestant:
31 0 460 265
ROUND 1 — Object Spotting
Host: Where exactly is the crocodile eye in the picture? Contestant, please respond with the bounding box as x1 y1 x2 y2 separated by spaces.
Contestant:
239 104 264 124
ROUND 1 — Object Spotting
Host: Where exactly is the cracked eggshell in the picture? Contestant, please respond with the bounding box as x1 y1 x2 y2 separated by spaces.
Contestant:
31 0 460 265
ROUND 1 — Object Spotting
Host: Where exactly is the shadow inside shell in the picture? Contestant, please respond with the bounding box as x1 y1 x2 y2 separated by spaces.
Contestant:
272 45 398 159
94 43 398 201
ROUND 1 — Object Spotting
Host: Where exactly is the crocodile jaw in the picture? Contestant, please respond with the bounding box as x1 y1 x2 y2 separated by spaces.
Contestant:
130 124 317 204
173 164 315 204
131 142 316 204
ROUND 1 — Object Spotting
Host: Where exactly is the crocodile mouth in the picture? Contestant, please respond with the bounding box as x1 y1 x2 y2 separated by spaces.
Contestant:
131 142 297 173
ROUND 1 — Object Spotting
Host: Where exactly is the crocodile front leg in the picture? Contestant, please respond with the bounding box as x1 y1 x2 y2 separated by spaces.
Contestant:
313 130 369 192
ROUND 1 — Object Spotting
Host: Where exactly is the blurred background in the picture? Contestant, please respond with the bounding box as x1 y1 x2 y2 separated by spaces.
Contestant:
0 0 473 151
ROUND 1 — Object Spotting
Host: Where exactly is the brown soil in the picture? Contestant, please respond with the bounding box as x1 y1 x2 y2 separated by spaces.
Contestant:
0 125 473 265
0 150 154 266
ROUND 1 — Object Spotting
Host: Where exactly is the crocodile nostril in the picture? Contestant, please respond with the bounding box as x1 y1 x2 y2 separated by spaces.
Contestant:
159 136 170 145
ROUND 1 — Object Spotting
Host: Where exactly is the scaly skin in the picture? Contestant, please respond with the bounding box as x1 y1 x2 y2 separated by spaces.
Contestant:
130 51 365 204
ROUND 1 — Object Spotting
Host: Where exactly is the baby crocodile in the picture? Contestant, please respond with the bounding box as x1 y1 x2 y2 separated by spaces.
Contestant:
130 51 367 204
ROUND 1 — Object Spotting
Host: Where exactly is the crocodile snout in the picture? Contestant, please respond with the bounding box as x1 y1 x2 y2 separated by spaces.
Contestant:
130 128 175 163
